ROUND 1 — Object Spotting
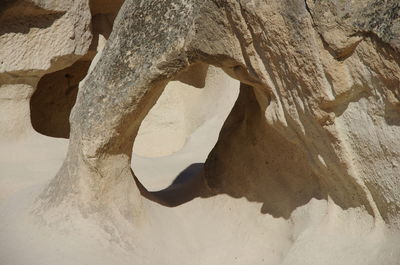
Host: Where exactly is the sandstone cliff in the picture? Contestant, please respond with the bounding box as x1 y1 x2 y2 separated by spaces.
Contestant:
1 0 400 264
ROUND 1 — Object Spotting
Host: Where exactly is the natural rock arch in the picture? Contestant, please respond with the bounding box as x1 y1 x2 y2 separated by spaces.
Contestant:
0 0 399 264
38 0 400 230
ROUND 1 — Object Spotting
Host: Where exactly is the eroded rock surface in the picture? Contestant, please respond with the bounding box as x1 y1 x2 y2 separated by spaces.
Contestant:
1 0 400 264
0 0 125 139
0 0 92 139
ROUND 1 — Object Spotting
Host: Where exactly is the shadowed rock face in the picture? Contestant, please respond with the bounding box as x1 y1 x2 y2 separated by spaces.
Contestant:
3 0 400 263
27 0 125 139
0 0 126 139
30 60 91 138
0 0 92 140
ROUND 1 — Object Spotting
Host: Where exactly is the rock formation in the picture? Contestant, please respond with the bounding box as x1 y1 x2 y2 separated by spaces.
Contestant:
0 0 124 140
1 0 400 264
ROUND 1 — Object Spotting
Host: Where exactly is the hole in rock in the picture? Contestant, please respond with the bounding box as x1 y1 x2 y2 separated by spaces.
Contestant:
4 0 125 203
30 0 125 138
132 65 240 204
30 60 91 138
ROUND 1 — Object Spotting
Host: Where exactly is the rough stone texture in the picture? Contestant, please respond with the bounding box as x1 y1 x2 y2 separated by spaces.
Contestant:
0 0 92 140
0 0 125 140
1 0 400 264
0 0 91 73
306 0 400 57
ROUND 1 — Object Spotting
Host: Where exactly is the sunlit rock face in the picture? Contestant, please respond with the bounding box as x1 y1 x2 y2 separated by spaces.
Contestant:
1 0 400 265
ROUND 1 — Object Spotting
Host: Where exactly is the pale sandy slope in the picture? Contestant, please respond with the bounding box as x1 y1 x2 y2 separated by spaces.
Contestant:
1 68 400 265
0 132 68 203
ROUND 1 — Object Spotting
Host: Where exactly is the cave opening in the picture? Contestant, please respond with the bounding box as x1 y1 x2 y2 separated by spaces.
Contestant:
30 60 91 138
131 64 240 204
29 0 125 138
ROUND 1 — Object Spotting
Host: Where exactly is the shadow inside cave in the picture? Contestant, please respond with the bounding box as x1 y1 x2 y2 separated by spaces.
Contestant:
30 60 91 138
29 0 125 139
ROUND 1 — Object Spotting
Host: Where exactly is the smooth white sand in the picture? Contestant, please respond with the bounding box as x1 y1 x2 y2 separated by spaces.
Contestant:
0 132 68 203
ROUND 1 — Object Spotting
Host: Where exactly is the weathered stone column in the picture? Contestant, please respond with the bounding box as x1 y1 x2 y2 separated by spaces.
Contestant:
39 0 203 220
